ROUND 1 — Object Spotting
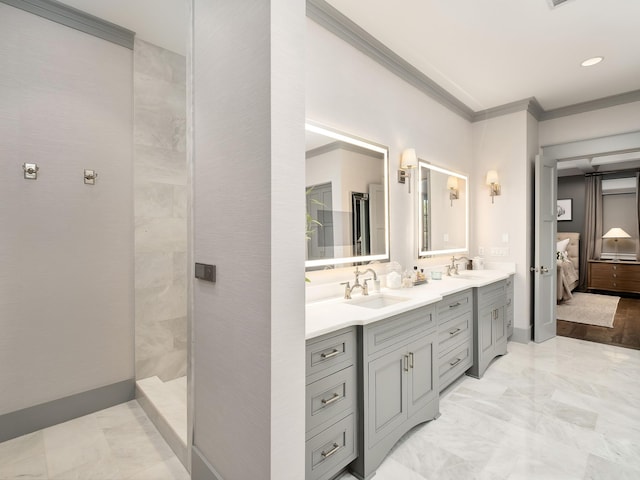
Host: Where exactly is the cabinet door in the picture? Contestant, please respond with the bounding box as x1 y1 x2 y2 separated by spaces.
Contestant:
494 305 507 346
367 348 408 447
478 303 495 357
407 334 437 418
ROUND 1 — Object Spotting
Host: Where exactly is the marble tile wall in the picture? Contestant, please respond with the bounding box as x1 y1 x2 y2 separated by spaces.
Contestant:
134 38 187 382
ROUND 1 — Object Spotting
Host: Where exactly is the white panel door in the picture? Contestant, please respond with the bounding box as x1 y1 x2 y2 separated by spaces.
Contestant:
534 154 557 343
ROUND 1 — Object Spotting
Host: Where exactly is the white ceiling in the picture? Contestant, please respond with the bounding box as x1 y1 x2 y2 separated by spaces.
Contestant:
326 0 640 112
60 0 640 113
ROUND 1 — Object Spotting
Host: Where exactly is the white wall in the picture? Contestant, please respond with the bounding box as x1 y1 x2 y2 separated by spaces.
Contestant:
192 0 305 478
472 111 532 337
539 101 640 146
0 4 134 414
306 18 473 285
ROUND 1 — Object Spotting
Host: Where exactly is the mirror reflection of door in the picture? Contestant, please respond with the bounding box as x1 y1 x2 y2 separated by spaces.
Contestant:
351 192 370 256
421 169 432 252
306 182 334 260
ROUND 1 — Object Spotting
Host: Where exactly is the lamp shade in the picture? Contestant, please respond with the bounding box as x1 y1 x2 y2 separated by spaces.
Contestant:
603 227 631 239
486 170 499 185
447 176 458 190
400 148 418 169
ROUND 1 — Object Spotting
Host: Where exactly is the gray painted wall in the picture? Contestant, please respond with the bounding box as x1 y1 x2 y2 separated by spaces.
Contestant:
133 38 188 382
557 175 585 237
0 4 134 415
192 0 305 478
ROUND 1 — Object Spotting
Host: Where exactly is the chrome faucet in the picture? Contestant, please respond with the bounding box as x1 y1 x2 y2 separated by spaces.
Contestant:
340 266 373 299
447 256 470 276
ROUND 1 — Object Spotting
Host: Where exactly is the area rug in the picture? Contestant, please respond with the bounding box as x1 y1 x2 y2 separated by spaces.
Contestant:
557 292 620 328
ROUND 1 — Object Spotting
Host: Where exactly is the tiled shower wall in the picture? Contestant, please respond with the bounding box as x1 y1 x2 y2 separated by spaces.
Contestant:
134 39 187 381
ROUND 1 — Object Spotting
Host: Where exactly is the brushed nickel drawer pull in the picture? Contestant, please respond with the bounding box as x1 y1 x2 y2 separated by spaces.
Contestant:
403 354 409 372
449 302 461 308
320 349 340 359
321 443 340 459
449 328 462 336
449 358 462 367
409 352 414 369
321 393 341 406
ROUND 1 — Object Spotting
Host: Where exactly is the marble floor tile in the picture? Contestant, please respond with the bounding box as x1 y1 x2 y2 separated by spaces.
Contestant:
0 400 188 480
1 336 638 479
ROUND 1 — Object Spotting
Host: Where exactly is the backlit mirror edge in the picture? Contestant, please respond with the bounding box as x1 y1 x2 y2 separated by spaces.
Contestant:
417 160 469 258
305 121 390 269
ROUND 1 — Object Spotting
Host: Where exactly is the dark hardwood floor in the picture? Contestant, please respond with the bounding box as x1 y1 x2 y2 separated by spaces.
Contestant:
557 296 640 350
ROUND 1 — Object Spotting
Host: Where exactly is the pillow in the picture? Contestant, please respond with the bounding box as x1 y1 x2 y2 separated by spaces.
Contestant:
557 250 569 262
557 238 570 253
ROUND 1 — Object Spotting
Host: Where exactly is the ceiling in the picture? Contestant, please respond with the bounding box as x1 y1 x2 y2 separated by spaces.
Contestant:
56 0 640 174
59 0 640 112
326 0 640 112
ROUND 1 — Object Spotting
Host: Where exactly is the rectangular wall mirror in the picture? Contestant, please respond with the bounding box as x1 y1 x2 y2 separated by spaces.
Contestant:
419 161 469 256
305 123 389 269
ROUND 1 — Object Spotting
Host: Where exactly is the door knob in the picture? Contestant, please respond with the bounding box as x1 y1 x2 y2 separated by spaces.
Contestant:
540 266 549 273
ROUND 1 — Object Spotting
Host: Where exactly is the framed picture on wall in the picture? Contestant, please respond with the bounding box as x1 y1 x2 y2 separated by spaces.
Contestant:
557 198 573 221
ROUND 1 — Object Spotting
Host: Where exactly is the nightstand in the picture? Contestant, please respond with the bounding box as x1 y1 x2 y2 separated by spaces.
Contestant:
588 260 640 295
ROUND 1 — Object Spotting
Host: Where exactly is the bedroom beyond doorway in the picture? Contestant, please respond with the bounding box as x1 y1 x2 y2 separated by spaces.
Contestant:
557 296 640 350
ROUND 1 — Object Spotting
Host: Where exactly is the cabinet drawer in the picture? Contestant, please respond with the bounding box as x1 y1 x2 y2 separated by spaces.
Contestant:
437 290 472 324
306 413 356 480
306 328 356 383
365 305 435 356
439 342 472 392
437 311 471 356
306 365 356 436
476 280 506 307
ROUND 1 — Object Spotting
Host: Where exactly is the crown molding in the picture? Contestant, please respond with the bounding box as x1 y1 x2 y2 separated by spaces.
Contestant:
472 97 544 122
1 0 135 49
540 89 640 121
306 0 474 121
307 0 640 124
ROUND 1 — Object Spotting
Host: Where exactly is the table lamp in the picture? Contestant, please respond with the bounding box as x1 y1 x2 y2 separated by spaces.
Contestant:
602 227 631 262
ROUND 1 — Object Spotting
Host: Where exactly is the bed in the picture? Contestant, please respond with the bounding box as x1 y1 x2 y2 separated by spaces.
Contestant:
557 232 580 303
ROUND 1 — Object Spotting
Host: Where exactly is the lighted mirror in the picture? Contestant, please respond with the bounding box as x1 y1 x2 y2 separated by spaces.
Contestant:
305 123 389 269
419 161 468 256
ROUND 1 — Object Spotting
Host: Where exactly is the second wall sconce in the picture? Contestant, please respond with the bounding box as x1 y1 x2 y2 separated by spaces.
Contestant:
486 170 501 203
398 148 418 193
447 176 459 206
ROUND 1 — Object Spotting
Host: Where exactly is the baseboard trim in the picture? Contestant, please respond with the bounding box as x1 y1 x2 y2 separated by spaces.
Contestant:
511 326 532 344
191 445 223 480
0 379 135 443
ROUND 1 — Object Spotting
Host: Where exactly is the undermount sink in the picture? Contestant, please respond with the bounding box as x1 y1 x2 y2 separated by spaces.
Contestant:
451 270 493 280
346 294 409 309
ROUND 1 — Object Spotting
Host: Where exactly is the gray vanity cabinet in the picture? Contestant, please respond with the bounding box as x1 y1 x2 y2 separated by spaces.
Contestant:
352 305 438 480
506 275 514 338
436 289 473 392
305 327 358 480
467 280 508 379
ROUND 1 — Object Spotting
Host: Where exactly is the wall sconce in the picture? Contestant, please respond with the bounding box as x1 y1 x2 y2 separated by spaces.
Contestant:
486 170 501 203
398 148 418 193
447 176 459 206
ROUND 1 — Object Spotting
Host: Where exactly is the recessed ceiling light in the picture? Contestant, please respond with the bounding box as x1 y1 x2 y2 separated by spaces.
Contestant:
581 56 604 67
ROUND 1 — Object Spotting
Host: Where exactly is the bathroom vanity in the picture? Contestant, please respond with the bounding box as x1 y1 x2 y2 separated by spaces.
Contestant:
305 270 514 480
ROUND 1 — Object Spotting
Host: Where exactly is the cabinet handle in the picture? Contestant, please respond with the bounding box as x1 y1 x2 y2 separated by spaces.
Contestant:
613 273 617 278
409 352 414 369
449 302 461 309
321 393 341 406
321 443 341 459
507 299 512 306
449 358 462 367
320 349 340 359
403 354 409 372
449 328 462 337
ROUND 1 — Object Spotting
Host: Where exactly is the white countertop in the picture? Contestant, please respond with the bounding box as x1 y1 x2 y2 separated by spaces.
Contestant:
305 269 514 340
